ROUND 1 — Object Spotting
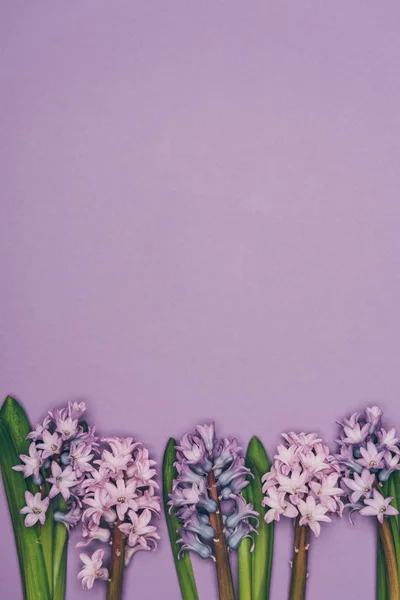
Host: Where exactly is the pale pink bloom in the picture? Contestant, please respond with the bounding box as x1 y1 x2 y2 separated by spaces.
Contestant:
69 442 95 476
385 452 400 469
282 432 321 451
20 491 49 527
76 525 111 547
274 444 299 470
262 470 279 492
96 449 131 474
68 400 86 420
263 487 298 522
301 451 332 475
342 469 375 504
365 406 383 427
119 508 160 547
13 443 43 479
26 417 51 441
124 543 150 566
83 488 116 525
126 448 157 486
342 412 360 428
47 463 78 501
78 549 109 590
276 470 308 504
379 428 400 454
37 430 62 459
342 423 370 445
309 473 344 511
357 442 385 470
80 466 110 492
105 478 138 521
56 415 79 440
359 489 399 523
298 495 331 536
135 490 162 514
103 437 139 457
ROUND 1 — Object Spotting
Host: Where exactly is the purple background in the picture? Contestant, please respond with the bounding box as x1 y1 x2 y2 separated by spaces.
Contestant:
1 2 400 598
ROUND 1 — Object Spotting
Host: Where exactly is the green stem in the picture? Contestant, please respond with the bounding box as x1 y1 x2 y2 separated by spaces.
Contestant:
208 469 236 600
52 496 68 600
379 518 400 600
238 483 253 600
289 520 310 600
106 520 126 600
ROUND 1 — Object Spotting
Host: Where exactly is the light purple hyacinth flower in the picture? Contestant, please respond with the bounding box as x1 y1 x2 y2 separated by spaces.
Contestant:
359 489 399 523
337 405 400 523
13 400 161 594
20 491 49 527
14 400 98 531
169 423 257 559
78 435 161 590
262 431 343 537
78 549 109 590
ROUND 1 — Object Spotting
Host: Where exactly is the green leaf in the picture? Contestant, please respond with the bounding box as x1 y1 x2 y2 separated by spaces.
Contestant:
246 436 274 600
0 417 51 600
0 395 55 595
162 438 199 600
238 481 253 600
52 497 69 600
0 396 33 477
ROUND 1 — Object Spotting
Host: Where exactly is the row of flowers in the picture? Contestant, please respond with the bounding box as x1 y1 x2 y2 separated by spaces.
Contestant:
4 398 400 600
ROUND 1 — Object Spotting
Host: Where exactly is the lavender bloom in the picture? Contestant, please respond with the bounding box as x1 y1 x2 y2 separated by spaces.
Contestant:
169 423 257 560
177 530 214 560
336 405 400 522
20 491 50 527
226 520 257 551
78 436 161 589
14 400 96 530
13 400 160 594
262 431 343 537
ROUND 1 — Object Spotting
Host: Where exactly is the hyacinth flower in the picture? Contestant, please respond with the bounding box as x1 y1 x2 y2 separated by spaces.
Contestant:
77 437 161 599
10 399 97 598
168 423 258 600
10 396 160 600
262 432 343 600
336 406 400 600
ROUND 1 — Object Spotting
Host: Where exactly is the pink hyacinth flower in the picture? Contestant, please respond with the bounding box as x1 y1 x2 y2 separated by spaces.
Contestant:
359 489 399 523
20 491 49 527
78 549 109 590
298 495 331 537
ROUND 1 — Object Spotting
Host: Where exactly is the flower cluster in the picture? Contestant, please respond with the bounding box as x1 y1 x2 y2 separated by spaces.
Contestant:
77 437 161 589
262 432 343 537
336 406 399 523
169 423 258 559
14 401 96 528
13 400 160 592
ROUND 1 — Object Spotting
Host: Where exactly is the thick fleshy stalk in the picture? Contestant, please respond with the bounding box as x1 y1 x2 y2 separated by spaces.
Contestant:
378 518 400 600
208 469 235 600
106 520 126 600
289 520 310 600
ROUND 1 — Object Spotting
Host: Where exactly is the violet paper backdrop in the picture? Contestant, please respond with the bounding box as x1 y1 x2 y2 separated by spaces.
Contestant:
1 2 400 599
